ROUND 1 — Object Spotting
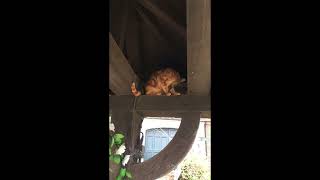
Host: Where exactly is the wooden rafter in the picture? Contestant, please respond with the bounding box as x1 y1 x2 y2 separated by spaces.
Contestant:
109 33 140 95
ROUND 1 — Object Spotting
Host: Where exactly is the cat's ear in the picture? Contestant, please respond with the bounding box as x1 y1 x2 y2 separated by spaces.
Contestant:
180 78 186 83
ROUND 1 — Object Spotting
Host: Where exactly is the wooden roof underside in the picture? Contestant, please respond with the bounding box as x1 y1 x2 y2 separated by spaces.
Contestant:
110 0 186 80
109 0 211 96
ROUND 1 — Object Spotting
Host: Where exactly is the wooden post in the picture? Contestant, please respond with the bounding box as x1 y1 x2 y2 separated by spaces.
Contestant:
111 110 143 154
187 0 211 95
110 110 144 180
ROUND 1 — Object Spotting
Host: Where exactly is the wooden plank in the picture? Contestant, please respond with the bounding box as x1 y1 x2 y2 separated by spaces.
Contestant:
109 95 211 112
127 112 200 180
139 110 210 119
187 0 211 95
141 111 210 119
109 33 140 95
137 0 186 41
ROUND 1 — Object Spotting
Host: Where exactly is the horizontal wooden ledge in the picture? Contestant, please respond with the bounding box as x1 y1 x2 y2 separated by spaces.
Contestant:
109 95 211 113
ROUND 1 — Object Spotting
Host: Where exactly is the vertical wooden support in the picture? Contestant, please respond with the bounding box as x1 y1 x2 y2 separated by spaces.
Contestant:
111 111 143 153
187 0 211 95
110 110 143 180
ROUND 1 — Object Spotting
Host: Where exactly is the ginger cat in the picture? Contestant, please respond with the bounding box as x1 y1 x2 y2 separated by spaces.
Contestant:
131 68 185 96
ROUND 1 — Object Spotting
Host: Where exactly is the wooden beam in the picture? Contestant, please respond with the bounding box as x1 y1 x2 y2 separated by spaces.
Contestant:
140 111 210 119
109 95 210 112
137 0 186 41
187 0 211 95
109 33 140 95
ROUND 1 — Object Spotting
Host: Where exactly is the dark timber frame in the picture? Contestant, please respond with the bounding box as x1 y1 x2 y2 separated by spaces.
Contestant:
109 0 210 179
109 33 141 95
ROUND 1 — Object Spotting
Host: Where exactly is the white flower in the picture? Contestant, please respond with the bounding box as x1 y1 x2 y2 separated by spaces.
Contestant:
109 123 115 132
115 144 126 155
122 155 131 166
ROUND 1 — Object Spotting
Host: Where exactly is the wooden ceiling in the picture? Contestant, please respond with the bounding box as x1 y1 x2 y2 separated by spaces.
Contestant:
110 0 187 81
109 0 211 96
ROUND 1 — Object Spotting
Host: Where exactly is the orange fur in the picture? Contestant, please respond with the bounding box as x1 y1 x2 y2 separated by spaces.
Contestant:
131 68 183 96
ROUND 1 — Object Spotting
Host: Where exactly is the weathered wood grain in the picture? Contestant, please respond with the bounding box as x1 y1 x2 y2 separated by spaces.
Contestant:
187 0 211 95
109 95 210 113
109 33 140 95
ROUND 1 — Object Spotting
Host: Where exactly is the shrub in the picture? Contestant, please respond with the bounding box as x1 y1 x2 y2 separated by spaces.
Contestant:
178 154 210 180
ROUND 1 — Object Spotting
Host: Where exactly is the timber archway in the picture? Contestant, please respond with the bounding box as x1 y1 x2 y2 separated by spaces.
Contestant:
109 0 211 179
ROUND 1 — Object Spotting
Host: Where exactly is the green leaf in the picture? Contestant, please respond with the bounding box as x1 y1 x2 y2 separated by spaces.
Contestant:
116 175 123 180
112 155 121 164
109 136 114 148
109 155 113 160
119 168 126 177
126 171 132 179
114 133 125 145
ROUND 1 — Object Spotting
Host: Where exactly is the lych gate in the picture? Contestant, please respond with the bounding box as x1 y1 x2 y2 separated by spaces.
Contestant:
109 0 210 179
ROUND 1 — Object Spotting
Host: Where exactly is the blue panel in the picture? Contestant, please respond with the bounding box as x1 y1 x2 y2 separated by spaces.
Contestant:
144 128 178 160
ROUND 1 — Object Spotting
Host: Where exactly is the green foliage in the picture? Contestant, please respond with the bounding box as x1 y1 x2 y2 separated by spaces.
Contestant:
119 168 126 177
178 154 210 180
110 136 114 148
113 133 125 145
126 171 132 179
109 132 133 180
112 155 122 164
116 175 123 180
